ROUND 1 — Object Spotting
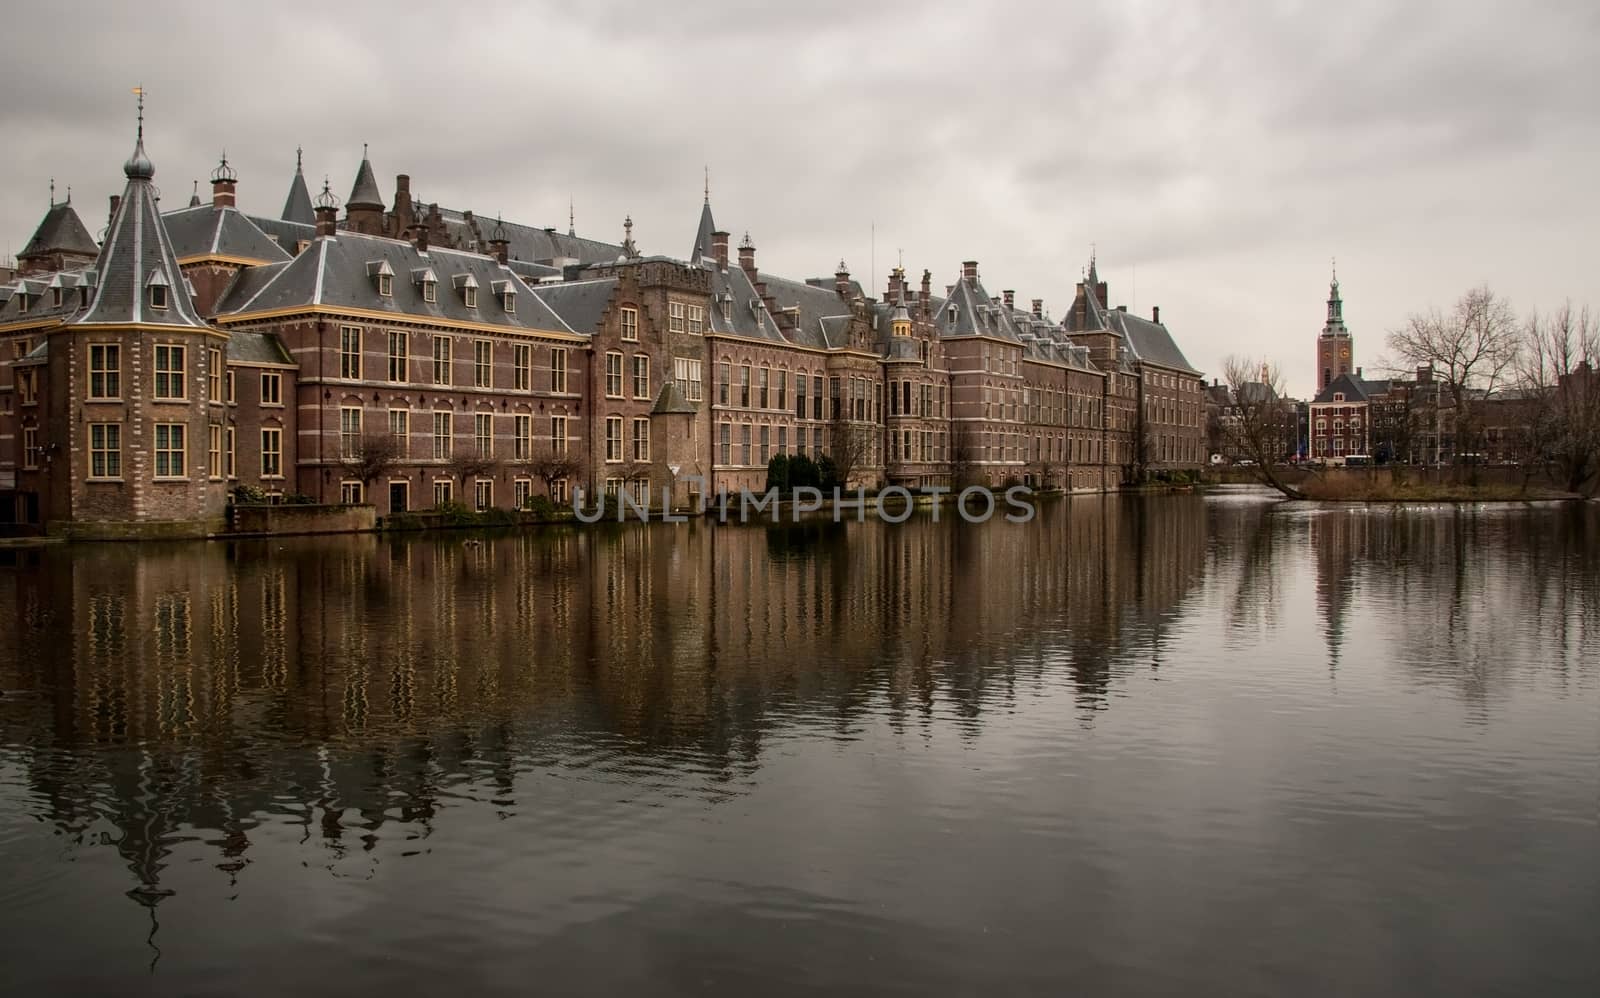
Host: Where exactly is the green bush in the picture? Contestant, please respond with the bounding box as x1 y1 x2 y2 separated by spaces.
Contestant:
283 492 317 505
528 495 558 520
788 454 820 490
231 483 270 505
765 453 791 493
816 455 840 491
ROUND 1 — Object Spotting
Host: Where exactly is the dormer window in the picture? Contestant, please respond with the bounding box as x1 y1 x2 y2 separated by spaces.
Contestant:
1333 392 1345 402
367 259 395 297
146 269 171 311
492 280 515 314
947 304 957 324
454 273 479 309
412 267 438 303
720 296 732 322
51 288 62 308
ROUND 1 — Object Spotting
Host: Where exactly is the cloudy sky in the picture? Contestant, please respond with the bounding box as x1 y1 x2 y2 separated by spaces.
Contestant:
2 0 1594 397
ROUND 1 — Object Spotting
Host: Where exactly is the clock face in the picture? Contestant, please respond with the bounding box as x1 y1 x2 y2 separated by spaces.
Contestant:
1340 348 1350 359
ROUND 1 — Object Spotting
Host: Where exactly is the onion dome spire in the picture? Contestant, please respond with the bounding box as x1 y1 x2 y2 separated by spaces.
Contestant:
123 86 154 180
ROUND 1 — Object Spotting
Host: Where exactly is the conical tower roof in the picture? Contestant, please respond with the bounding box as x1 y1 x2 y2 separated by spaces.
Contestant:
18 199 99 262
281 147 314 225
347 145 384 211
72 117 208 329
690 199 716 263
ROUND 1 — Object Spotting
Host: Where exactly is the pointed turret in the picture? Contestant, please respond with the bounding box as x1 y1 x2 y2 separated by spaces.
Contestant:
281 147 314 225
690 183 716 264
17 194 99 275
345 144 385 235
71 105 207 329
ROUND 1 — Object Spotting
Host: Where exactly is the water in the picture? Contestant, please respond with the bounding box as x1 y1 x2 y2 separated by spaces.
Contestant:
1 491 1596 996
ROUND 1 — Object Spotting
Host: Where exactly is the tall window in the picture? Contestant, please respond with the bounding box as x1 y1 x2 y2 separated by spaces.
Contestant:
551 348 569 393
474 479 492 511
154 423 186 478
514 414 532 460
261 372 282 405
813 375 824 420
21 427 39 468
740 365 751 407
208 347 222 401
340 407 362 458
432 411 452 460
226 370 235 405
719 422 732 465
226 426 236 478
474 340 493 388
759 424 770 464
758 367 770 409
154 345 186 400
514 478 533 509
433 480 452 506
605 352 624 397
514 344 531 391
389 410 409 455
551 415 569 455
830 377 841 420
475 412 493 457
261 428 282 477
632 418 650 462
208 424 222 479
777 371 787 411
795 375 807 420
388 331 407 382
675 358 703 401
621 307 639 342
605 416 623 462
740 424 752 466
633 355 650 399
432 336 452 385
718 362 730 405
88 423 121 478
339 326 362 379
89 344 120 399
686 304 704 336
669 302 685 334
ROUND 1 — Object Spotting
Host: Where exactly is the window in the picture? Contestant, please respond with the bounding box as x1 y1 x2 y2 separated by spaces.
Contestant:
621 307 639 342
721 298 732 322
22 427 39 468
464 285 477 309
261 372 282 405
149 284 169 310
89 345 120 399
378 273 393 297
341 481 363 505
474 339 493 388
154 345 186 400
433 411 452 460
830 377 841 419
675 358 703 401
777 371 787 411
502 290 515 314
340 407 362 459
669 302 685 334
514 414 532 460
339 326 362 379
686 304 704 336
154 423 186 478
605 352 624 397
208 347 222 401
740 365 751 407
813 375 824 420
514 478 533 509
718 362 730 405
389 408 409 442
261 428 282 477
633 355 650 399
551 348 569 393
605 416 623 462
795 374 807 419
758 367 770 409
432 336 452 385
551 415 569 455
475 412 493 457
778 425 787 455
208 424 222 479
433 480 453 506
514 344 531 391
422 278 436 303
387 331 407 382
719 422 732 465
226 426 236 478
88 423 121 479
741 424 752 466
474 479 492 511
632 418 650 462
759 424 770 464
226 370 235 404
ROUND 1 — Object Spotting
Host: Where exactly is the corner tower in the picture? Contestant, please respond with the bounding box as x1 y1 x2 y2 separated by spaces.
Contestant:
1316 262 1352 390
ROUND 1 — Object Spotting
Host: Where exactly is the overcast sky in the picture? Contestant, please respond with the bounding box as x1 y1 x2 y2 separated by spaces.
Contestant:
2 0 1594 397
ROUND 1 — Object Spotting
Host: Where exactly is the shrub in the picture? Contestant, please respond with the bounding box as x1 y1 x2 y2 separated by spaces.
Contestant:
528 495 558 520
231 483 269 505
788 454 820 490
816 455 840 491
765 453 791 493
283 492 317 505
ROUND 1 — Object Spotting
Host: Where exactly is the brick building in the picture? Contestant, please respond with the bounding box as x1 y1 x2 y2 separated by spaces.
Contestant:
2 114 1212 535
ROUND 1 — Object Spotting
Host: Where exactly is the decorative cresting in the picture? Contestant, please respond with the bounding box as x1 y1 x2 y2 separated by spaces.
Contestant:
313 177 341 211
210 152 238 184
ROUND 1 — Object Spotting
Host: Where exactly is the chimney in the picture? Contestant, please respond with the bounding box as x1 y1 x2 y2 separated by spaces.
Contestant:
412 223 430 253
1002 289 1015 311
1151 305 1160 324
1031 298 1043 320
211 155 238 208
1356 366 1363 378
738 233 756 279
394 174 413 231
712 230 730 270
315 204 338 238
108 194 121 230
488 233 508 265
921 270 932 312
962 260 978 280
835 260 852 299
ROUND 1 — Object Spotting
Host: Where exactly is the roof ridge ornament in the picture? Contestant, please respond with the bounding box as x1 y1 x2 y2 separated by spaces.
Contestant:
313 176 340 210
211 150 237 184
123 86 155 180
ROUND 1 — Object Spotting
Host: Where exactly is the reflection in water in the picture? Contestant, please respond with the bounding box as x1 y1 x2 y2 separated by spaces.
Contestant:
0 495 1596 996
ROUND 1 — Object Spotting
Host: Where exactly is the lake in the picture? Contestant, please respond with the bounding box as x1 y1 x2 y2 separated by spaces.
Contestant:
1 491 1596 996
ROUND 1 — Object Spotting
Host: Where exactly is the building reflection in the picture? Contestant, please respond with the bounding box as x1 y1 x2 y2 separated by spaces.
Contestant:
0 497 1210 914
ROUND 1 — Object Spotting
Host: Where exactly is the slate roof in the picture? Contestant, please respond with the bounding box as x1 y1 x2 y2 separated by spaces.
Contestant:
652 379 697 414
1107 309 1199 375
246 214 316 256
347 154 384 210
690 201 716 263
434 208 624 266
162 203 291 263
1312 372 1389 405
748 270 856 350
225 329 293 365
281 155 315 226
931 273 1023 343
1 268 95 326
20 201 99 261
529 278 616 334
72 132 210 329
216 231 572 334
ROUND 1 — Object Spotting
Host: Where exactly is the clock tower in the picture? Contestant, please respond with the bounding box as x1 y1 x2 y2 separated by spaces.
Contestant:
1316 263 1352 390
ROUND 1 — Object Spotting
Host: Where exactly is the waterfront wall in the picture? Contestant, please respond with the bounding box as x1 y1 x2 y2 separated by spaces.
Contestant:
228 503 375 536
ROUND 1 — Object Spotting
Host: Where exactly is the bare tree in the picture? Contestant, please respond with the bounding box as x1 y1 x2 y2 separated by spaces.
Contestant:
446 450 501 499
1519 302 1600 494
1387 285 1521 479
340 432 405 498
526 447 581 501
1219 356 1305 499
948 422 981 487
826 415 873 488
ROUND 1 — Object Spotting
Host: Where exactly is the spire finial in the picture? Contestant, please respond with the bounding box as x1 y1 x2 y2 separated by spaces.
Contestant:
123 86 155 180
65 184 70 204
569 197 575 237
134 85 144 143
49 178 55 206
296 146 304 173
1331 256 1338 284
362 142 369 159
704 165 710 204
